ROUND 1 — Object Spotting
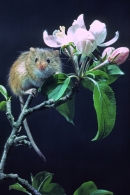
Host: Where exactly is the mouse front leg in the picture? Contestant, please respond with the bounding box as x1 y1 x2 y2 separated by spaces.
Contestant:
21 88 37 96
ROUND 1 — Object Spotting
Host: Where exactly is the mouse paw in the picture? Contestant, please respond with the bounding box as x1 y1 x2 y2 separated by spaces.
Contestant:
30 88 38 97
23 88 38 97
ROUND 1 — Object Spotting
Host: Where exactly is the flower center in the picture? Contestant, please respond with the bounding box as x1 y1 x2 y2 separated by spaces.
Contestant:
53 26 66 39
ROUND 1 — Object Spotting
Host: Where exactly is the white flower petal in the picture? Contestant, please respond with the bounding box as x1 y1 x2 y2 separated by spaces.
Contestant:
89 20 107 45
76 41 86 53
74 28 97 55
72 14 86 29
74 28 96 45
43 30 62 47
67 24 79 42
76 41 95 55
98 31 119 47
43 30 48 39
77 14 86 28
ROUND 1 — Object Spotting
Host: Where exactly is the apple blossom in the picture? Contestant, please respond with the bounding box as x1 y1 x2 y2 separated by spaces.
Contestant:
43 13 119 56
73 15 119 48
43 26 71 48
43 14 86 48
43 23 83 48
108 47 129 65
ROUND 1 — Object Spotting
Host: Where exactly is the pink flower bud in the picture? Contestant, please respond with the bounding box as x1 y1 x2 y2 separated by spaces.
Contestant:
108 47 129 65
101 47 115 59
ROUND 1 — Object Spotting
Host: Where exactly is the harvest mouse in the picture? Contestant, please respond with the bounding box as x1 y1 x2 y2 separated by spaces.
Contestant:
8 47 62 162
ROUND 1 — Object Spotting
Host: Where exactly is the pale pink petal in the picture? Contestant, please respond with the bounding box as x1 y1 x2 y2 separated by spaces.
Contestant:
76 41 95 54
76 41 86 53
74 28 97 55
72 14 86 29
67 24 79 42
89 20 107 45
74 28 96 46
43 30 62 47
98 31 119 47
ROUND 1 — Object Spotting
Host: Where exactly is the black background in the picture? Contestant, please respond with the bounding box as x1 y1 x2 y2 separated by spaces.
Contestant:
0 1 130 195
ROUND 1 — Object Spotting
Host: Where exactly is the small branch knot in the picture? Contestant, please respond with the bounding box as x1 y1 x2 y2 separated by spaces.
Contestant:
13 136 31 147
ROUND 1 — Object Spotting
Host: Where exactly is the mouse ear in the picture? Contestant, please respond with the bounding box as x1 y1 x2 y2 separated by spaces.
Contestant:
53 50 59 56
30 47 35 52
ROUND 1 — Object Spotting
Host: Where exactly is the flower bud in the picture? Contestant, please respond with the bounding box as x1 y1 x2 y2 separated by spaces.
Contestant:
108 47 129 65
101 47 115 59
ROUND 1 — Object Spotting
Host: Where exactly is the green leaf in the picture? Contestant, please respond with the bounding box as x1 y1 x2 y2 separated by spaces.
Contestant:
90 189 113 195
48 77 70 101
73 181 97 195
40 73 75 123
40 73 68 99
32 171 65 195
81 77 95 91
0 85 8 100
93 83 116 140
32 171 53 191
107 64 124 75
87 70 108 82
55 77 70 100
56 95 75 124
40 183 65 195
0 101 6 111
105 64 124 84
9 183 31 195
56 79 75 124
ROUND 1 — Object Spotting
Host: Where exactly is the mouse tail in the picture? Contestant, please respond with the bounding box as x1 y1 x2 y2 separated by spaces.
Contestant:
19 96 46 163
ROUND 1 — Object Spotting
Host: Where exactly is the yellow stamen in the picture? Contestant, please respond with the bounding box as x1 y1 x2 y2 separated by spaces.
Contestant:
54 26 66 38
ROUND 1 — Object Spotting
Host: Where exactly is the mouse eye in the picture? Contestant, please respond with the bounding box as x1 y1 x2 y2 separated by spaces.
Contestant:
46 57 50 63
35 58 38 63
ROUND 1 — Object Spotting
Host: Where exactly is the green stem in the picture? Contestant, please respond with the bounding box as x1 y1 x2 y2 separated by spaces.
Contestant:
69 74 80 82
78 56 88 77
66 46 79 75
90 60 109 71
84 58 91 73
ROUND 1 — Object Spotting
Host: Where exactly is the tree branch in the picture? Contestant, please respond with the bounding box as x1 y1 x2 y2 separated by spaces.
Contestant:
26 83 79 115
0 173 42 195
6 99 14 126
13 135 31 147
0 82 78 194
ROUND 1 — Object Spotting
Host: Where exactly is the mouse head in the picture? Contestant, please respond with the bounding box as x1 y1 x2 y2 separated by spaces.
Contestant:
29 47 60 71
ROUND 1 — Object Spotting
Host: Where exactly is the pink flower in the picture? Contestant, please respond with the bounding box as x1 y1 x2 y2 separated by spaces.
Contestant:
108 47 129 65
43 14 86 48
43 26 74 48
43 14 119 56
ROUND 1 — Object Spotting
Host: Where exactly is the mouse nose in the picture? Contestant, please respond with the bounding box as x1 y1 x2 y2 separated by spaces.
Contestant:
38 62 47 70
